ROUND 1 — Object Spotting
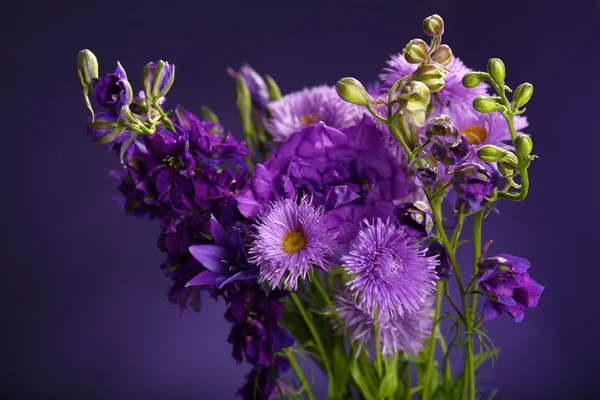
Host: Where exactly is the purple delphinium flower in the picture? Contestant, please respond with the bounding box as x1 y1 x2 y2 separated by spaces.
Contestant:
394 201 433 239
267 85 365 141
425 241 452 280
343 218 438 323
333 294 434 356
226 283 294 367
452 162 498 210
92 62 132 113
431 134 473 165
379 54 488 106
187 215 259 289
85 112 132 145
249 196 338 290
237 357 291 400
228 64 270 111
475 254 544 322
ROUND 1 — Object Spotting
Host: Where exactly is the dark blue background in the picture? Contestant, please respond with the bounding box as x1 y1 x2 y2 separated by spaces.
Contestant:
2 0 598 399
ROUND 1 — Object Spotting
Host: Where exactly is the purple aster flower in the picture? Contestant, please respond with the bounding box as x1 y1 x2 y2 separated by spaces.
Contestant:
187 216 259 289
343 218 438 323
475 254 544 322
249 196 338 291
452 162 498 210
92 62 132 113
380 54 488 106
226 283 294 367
425 241 452 280
237 358 291 400
394 201 433 239
333 294 434 356
267 85 365 141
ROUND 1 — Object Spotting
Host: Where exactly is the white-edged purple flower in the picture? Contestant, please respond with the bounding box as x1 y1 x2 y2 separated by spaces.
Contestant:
249 196 338 290
343 218 438 323
267 85 365 141
333 294 434 356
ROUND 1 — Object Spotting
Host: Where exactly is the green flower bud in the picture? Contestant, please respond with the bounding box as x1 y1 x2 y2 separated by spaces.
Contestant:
423 14 444 37
512 83 533 110
235 74 254 135
430 44 452 66
487 58 506 84
462 72 488 88
514 135 533 158
473 96 506 114
201 106 220 124
264 74 282 101
404 39 429 64
412 64 446 92
142 60 176 102
75 49 99 120
335 77 372 106
477 145 518 167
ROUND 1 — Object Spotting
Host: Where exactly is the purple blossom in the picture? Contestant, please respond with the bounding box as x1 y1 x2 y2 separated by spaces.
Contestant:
267 85 365 141
452 162 498 210
187 216 259 289
425 241 452 280
431 134 473 165
92 62 132 113
226 283 294 367
237 358 291 400
343 218 438 323
394 201 433 239
249 196 338 291
475 254 544 322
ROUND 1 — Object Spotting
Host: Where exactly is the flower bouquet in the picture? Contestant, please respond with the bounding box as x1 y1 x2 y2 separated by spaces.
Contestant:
74 14 544 400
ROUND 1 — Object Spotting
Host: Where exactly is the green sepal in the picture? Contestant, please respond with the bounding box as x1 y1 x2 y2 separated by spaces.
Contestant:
265 74 282 101
92 125 125 144
200 106 220 124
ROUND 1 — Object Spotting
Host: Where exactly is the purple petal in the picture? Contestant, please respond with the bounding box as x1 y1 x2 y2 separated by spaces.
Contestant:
209 215 230 246
189 244 229 272
185 270 223 287
482 300 502 321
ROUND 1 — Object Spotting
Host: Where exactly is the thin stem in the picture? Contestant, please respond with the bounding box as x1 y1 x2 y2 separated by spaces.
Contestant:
374 310 383 377
283 348 317 400
366 104 388 124
421 281 444 400
431 181 452 201
405 364 412 400
444 283 464 321
451 215 465 250
470 211 483 323
410 139 431 158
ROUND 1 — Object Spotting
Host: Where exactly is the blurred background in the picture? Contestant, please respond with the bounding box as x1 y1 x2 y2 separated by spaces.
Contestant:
1 0 598 399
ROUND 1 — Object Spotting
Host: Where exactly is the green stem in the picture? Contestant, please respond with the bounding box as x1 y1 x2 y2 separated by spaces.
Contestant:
366 104 388 124
410 139 431 158
374 311 383 378
421 281 444 400
283 348 317 400
405 364 413 400
289 292 339 400
451 215 465 250
470 211 483 322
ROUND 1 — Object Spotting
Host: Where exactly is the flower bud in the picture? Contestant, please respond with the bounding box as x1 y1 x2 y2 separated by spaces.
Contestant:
487 58 506 84
404 39 429 64
430 44 452 66
235 74 254 134
512 83 533 110
425 114 459 144
75 49 99 90
142 60 175 101
264 74 282 101
423 14 444 37
473 96 506 114
335 77 372 106
432 135 472 165
477 145 518 167
462 72 488 88
412 64 446 92
408 155 438 188
201 106 220 124
92 63 133 112
514 135 533 158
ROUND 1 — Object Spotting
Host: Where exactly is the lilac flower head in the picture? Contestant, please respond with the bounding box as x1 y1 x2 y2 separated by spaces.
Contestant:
394 201 433 239
187 216 259 289
452 162 498 210
249 196 338 290
380 54 488 106
475 254 544 322
92 62 132 113
267 85 365 141
343 218 438 323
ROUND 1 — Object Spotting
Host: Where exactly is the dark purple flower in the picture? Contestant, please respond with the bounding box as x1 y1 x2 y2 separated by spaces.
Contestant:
109 169 165 220
431 135 473 165
408 155 438 188
452 162 497 210
226 283 294 367
425 241 452 280
475 254 544 322
237 358 291 400
187 216 259 289
92 62 132 113
85 112 132 145
394 201 433 239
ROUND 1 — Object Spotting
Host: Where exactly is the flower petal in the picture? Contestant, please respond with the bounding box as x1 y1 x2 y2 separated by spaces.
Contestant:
189 244 229 272
185 270 223 287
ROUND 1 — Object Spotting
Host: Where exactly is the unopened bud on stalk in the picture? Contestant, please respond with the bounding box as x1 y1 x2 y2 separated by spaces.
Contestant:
75 49 99 119
512 83 533 110
430 44 452 66
425 114 459 143
412 64 446 92
473 96 506 113
335 77 372 106
487 58 506 84
201 106 220 124
477 145 518 167
423 14 444 37
515 135 533 158
404 39 429 64
462 72 488 88
142 60 175 102
264 75 282 101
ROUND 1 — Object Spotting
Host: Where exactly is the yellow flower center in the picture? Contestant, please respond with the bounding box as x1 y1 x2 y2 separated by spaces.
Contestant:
460 125 487 145
164 155 184 170
281 229 307 254
299 113 320 125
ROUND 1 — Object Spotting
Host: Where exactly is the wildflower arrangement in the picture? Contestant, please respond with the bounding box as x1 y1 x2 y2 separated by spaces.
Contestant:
74 14 543 400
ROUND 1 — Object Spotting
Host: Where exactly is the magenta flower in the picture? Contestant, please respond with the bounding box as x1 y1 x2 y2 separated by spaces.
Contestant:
249 196 338 290
343 218 438 323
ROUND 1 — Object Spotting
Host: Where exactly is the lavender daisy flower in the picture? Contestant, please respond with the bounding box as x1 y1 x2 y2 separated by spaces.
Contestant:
343 218 438 323
249 196 338 291
380 54 488 106
267 85 364 141
333 294 434 356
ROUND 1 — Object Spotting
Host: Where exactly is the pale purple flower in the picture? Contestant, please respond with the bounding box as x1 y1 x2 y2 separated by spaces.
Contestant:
343 218 438 323
267 85 365 141
249 196 338 290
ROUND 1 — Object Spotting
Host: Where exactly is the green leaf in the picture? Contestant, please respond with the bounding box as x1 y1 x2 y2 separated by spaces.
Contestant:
349 357 375 400
474 348 501 370
379 356 399 398
332 341 349 396
200 106 219 124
